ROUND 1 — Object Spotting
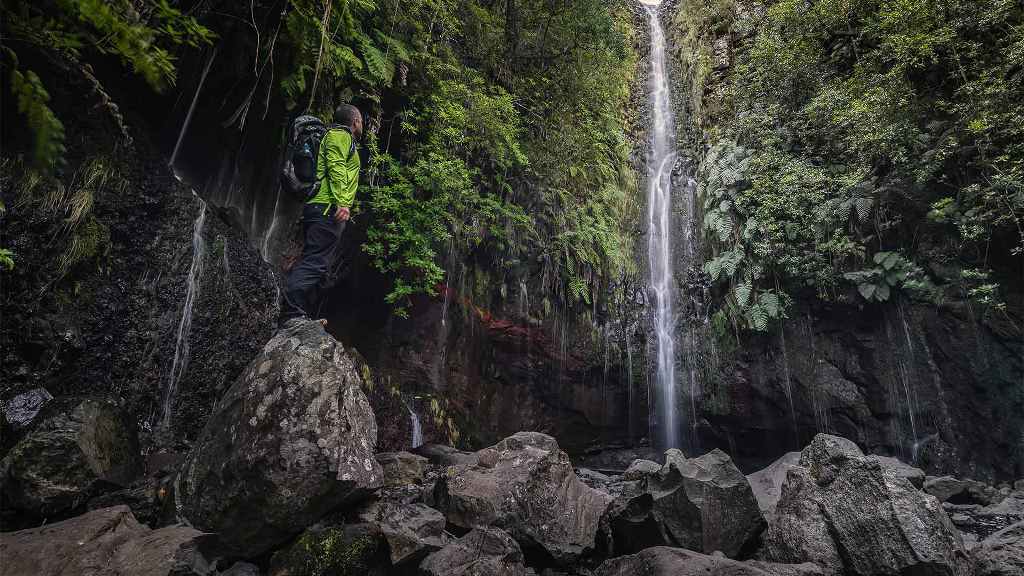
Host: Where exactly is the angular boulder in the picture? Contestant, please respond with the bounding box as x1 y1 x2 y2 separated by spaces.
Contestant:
358 501 450 566
972 521 1024 576
761 466 844 572
175 320 382 557
623 459 661 481
747 451 800 516
376 451 429 488
926 475 1000 505
595 546 825 576
602 448 765 558
873 455 925 489
1 388 53 431
413 444 479 468
0 505 211 576
0 398 142 518
433 431 612 565
269 523 387 576
419 527 531 576
764 434 971 576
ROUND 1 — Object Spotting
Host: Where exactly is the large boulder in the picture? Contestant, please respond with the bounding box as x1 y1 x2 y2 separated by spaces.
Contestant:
358 501 451 566
747 451 800 516
376 451 429 488
0 505 211 576
594 546 825 576
761 466 844 573
764 434 971 576
269 523 388 576
972 521 1024 576
601 448 765 558
0 398 142 518
873 455 925 489
947 490 1024 545
175 320 382 557
419 527 532 576
927 475 1001 505
433 431 612 565
1 388 53 431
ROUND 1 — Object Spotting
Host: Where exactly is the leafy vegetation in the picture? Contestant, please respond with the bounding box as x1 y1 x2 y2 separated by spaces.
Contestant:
281 0 640 312
1 0 213 168
670 0 1023 329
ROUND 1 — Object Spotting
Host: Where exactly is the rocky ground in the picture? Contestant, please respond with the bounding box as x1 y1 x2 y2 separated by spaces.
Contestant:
2 321 1021 576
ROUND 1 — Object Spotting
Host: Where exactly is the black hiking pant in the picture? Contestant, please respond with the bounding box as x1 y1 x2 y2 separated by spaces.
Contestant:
282 203 346 321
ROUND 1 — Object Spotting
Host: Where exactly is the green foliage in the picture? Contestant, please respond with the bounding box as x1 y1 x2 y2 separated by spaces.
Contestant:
282 0 639 311
8 65 66 170
2 156 119 278
0 249 14 271
281 0 412 113
676 0 1024 328
271 527 381 576
842 251 927 303
1 0 213 167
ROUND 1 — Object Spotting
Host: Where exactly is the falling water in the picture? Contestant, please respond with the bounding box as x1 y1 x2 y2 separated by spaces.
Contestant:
896 302 920 461
777 322 798 446
804 314 831 433
884 302 920 461
160 198 207 432
169 48 217 170
646 5 680 448
406 401 424 449
625 326 636 442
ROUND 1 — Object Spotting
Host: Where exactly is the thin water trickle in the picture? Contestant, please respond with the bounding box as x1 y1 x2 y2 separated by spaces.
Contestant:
804 314 831 433
777 322 798 446
170 49 217 170
896 301 920 460
884 302 920 461
625 326 636 442
646 6 680 448
160 198 208 433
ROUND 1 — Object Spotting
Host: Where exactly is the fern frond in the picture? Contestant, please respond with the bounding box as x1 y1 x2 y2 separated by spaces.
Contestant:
11 67 66 169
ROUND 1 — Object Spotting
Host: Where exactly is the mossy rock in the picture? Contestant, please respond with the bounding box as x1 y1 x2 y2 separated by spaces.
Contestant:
270 523 388 576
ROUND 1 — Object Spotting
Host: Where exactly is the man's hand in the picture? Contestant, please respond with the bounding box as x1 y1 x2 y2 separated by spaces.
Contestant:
335 206 351 222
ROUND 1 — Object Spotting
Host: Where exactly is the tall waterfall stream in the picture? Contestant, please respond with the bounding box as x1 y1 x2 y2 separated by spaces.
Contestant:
645 5 681 449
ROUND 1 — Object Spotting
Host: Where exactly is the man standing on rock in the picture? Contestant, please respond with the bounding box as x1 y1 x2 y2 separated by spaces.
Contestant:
280 103 363 326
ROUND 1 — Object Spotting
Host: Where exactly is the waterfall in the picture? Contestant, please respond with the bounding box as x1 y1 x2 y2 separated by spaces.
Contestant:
160 198 208 432
406 400 424 449
884 301 920 461
777 322 798 446
645 5 681 448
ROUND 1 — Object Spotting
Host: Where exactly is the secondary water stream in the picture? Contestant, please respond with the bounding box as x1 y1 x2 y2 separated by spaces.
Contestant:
645 5 680 448
159 198 208 433
406 400 424 449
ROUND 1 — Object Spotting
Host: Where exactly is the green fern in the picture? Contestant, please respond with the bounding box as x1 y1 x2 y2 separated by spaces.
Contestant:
10 67 66 169
735 281 752 307
0 248 14 271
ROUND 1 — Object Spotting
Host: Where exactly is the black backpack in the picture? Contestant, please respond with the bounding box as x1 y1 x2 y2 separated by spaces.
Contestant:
281 115 352 201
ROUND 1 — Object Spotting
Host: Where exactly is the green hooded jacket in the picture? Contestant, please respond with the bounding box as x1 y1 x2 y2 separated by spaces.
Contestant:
308 128 360 209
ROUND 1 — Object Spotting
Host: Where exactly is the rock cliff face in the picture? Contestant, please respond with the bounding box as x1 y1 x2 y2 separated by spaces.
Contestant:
699 301 1023 481
0 125 278 452
652 0 1023 483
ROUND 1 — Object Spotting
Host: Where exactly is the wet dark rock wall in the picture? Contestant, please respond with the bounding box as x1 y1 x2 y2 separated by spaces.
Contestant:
698 300 1023 481
653 0 1024 481
1 56 278 454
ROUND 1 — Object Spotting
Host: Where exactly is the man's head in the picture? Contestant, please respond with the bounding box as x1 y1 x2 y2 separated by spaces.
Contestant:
334 103 363 139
